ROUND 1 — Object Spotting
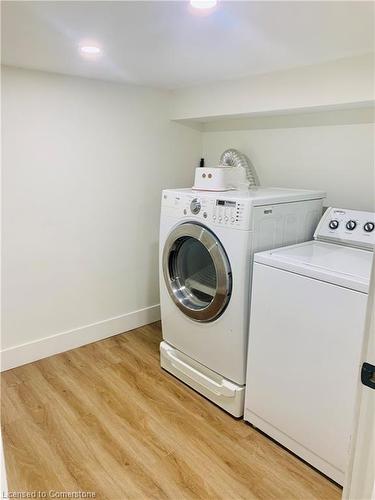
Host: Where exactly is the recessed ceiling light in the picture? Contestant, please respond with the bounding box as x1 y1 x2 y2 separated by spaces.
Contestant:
79 44 102 58
190 0 217 9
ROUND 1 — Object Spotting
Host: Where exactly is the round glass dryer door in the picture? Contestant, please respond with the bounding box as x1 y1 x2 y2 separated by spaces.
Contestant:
163 223 232 322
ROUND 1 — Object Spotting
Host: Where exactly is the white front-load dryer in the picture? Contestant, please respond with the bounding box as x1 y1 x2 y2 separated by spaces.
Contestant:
159 187 325 416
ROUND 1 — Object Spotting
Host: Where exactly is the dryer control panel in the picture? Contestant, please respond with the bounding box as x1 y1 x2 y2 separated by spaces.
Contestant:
213 199 247 227
161 191 252 230
314 207 375 249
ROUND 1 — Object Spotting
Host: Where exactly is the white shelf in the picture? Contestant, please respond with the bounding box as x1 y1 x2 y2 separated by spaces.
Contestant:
170 54 375 127
172 100 375 127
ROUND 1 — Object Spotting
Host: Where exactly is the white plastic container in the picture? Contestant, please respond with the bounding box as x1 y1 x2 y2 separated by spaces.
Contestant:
192 166 249 191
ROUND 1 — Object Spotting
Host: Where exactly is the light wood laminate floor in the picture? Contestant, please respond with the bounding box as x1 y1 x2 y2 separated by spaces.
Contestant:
1 322 341 499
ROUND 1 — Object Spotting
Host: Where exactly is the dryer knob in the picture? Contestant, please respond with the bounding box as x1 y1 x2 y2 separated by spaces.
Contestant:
190 198 201 215
364 222 375 233
328 219 339 230
346 220 357 231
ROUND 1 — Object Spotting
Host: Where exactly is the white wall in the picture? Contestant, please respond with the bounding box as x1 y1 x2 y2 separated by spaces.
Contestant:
2 61 374 369
202 114 374 212
2 66 201 365
172 53 375 211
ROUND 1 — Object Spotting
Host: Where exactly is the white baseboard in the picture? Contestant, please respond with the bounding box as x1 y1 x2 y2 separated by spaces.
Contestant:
1 304 161 372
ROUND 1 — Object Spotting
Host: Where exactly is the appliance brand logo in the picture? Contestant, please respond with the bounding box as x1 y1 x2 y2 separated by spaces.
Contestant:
264 209 273 214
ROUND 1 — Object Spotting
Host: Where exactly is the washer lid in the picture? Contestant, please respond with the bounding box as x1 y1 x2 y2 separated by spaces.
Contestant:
254 241 373 293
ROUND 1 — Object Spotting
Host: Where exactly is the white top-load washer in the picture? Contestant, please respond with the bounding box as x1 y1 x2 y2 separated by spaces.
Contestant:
159 187 325 417
244 207 374 484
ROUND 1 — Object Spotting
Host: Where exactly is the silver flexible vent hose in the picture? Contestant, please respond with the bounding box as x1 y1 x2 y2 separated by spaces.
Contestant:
219 148 258 188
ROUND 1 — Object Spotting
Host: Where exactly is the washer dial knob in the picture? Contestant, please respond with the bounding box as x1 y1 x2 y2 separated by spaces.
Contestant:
328 219 339 230
190 198 201 215
346 220 357 231
364 222 375 233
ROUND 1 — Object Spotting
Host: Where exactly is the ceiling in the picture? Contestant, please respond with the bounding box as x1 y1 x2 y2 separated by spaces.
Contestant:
2 1 374 90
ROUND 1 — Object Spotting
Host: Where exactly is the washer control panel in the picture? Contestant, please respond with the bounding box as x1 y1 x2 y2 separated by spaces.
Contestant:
162 192 251 230
314 207 375 249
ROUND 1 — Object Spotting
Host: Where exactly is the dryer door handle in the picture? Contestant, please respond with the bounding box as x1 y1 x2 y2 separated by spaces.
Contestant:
167 350 236 398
